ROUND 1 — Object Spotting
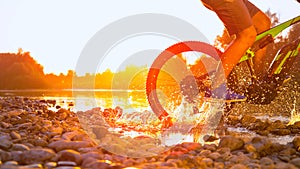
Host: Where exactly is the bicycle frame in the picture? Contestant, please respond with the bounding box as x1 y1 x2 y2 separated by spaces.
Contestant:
239 15 300 79
236 15 300 104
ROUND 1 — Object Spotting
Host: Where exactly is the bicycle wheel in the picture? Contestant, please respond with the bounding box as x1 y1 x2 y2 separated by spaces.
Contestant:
146 41 222 126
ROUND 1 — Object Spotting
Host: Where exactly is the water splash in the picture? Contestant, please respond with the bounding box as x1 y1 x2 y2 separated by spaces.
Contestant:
288 93 300 125
191 99 225 144
159 97 225 145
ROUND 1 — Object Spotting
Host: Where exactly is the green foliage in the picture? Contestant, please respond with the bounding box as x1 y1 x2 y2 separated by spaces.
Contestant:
0 51 47 89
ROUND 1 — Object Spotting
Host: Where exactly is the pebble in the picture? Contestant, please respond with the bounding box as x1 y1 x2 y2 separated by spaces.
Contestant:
290 158 300 168
92 126 109 139
0 97 299 168
218 136 244 151
244 137 273 157
57 161 77 166
3 160 19 166
22 164 43 169
0 136 13 150
229 163 248 169
292 136 300 150
84 160 111 169
274 162 298 169
54 167 81 169
21 148 56 165
45 162 58 169
10 131 21 140
48 140 94 152
11 144 30 151
81 152 104 166
57 149 83 165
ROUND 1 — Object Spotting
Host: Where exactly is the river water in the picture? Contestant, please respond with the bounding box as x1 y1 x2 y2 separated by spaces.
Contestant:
0 89 298 146
0 89 149 112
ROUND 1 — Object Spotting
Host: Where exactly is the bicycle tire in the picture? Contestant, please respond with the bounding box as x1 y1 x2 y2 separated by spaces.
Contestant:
146 41 222 122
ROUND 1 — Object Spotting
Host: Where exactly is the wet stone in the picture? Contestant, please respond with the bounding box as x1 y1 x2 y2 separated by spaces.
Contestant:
85 160 111 169
48 140 94 152
54 167 81 169
199 149 212 157
200 157 213 168
11 151 23 162
208 152 221 160
81 157 97 168
11 143 30 151
57 149 82 165
22 164 43 169
0 136 13 150
278 155 290 162
291 121 300 129
218 136 244 151
3 161 18 166
160 161 178 168
260 157 275 167
229 163 248 169
244 137 273 157
0 150 12 162
230 153 251 165
271 129 291 136
292 136 300 150
10 131 21 140
274 162 298 169
290 158 300 168
81 152 103 161
57 161 77 167
45 162 58 169
0 121 12 128
241 115 257 126
122 158 136 166
92 126 109 139
21 148 56 165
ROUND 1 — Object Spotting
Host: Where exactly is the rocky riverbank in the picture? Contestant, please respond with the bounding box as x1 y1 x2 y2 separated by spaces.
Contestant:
0 97 300 169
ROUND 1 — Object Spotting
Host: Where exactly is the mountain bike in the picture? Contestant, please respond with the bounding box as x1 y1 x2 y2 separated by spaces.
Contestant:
146 15 300 128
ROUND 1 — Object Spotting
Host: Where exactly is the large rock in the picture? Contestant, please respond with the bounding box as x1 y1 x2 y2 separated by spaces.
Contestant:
218 136 244 151
81 152 104 161
241 115 257 126
83 160 111 169
48 140 94 152
92 126 109 139
0 135 12 150
229 164 248 169
62 131 90 142
260 157 274 168
10 131 21 140
244 137 273 157
57 149 82 165
0 150 12 162
21 148 56 165
292 136 300 150
11 144 30 151
290 158 300 168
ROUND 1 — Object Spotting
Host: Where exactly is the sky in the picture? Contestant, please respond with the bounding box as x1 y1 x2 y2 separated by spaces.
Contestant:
1 0 300 74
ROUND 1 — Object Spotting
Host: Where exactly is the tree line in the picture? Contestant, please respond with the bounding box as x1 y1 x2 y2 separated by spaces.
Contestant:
0 49 148 90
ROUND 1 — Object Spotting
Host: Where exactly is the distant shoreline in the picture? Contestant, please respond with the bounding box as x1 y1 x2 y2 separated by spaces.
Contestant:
0 89 144 93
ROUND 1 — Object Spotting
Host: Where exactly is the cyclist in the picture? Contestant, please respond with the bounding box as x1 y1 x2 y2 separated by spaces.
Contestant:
199 0 271 101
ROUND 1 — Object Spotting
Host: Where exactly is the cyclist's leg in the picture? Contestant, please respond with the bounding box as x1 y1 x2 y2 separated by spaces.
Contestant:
252 12 271 79
201 0 257 89
243 0 271 79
